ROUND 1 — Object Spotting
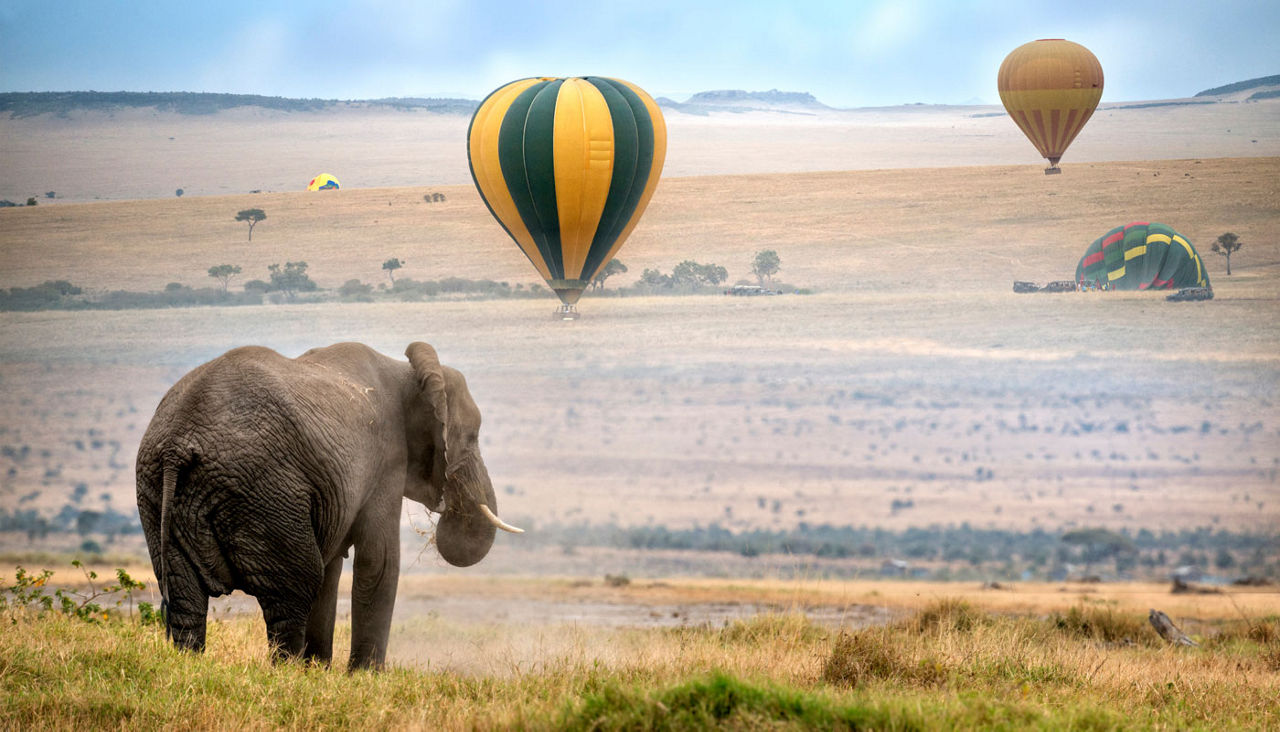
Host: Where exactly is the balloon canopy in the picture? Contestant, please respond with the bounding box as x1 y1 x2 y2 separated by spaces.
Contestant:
1075 222 1210 291
307 174 340 191
998 39 1103 169
467 76 666 305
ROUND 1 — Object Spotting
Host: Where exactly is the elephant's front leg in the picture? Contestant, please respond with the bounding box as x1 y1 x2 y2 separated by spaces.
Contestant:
348 522 400 670
303 554 345 665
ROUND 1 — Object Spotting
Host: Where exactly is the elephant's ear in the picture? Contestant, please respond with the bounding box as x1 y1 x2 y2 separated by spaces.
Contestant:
406 342 449 489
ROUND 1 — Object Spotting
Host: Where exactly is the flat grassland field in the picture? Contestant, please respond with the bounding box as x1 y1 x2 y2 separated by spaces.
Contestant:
0 107 1278 555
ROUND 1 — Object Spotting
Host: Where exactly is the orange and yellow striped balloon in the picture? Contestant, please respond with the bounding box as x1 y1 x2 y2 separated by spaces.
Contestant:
998 39 1103 169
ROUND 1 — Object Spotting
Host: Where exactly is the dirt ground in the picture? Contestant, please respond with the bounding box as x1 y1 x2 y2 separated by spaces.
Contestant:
1 99 1277 203
0 107 1277 562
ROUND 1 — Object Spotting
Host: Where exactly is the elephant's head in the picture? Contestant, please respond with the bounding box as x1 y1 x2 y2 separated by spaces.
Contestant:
406 342 522 567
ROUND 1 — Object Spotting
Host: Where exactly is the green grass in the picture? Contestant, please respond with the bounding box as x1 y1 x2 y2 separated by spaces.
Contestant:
3 600 1278 730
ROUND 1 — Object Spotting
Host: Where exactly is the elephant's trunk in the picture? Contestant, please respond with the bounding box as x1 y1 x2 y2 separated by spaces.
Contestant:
435 457 502 567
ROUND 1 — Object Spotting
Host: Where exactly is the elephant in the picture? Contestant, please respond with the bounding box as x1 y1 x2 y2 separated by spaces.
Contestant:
135 341 521 670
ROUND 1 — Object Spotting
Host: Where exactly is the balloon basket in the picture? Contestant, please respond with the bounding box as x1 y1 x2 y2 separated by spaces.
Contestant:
1044 166 1062 175
553 304 580 321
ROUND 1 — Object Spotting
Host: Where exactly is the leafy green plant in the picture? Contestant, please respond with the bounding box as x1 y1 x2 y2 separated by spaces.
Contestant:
1 561 155 624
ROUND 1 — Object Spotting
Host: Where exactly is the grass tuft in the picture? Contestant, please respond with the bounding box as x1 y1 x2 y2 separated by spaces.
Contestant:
822 627 947 689
560 670 893 731
905 597 985 635
717 612 828 645
1049 604 1155 646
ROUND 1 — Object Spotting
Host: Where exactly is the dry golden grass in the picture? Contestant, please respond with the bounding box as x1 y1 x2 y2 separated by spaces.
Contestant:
4 591 1278 729
1 157 1278 295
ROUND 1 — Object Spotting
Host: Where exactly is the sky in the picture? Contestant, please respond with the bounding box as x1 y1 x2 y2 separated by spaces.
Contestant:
1 1 1277 107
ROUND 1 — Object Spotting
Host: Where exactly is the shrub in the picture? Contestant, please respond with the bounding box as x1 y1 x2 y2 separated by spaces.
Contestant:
338 279 373 301
0 280 84 310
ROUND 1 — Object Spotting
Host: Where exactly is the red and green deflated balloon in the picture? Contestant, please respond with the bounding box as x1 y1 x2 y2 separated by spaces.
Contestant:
1075 222 1210 290
467 77 666 305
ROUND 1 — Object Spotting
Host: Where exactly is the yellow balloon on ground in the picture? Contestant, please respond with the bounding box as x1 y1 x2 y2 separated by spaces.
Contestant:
467 76 666 306
307 174 340 191
998 39 1103 170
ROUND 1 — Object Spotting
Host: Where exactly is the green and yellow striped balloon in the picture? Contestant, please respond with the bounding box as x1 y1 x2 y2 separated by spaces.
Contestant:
1075 222 1210 290
467 76 666 305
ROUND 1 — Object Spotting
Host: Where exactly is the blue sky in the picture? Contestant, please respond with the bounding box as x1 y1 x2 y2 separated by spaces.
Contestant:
1 1 1277 106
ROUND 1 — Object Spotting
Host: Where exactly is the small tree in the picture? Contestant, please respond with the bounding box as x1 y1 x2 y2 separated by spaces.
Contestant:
638 268 673 290
267 261 316 301
207 264 242 293
382 258 404 284
672 260 728 287
1062 528 1135 575
592 259 628 291
175 188 184 197
235 208 267 241
752 249 780 284
1212 232 1242 275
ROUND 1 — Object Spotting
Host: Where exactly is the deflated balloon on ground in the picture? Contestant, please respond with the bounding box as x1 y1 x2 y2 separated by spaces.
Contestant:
1076 222 1210 291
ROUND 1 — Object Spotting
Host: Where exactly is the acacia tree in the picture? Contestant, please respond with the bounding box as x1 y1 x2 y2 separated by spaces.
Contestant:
672 260 728 287
267 261 316 301
591 259 628 291
207 264 242 293
1062 528 1135 575
235 208 267 241
382 257 404 284
1212 232 1242 275
752 249 780 284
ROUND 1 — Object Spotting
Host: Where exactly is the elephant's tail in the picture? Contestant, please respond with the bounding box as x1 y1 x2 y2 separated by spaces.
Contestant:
158 454 182 631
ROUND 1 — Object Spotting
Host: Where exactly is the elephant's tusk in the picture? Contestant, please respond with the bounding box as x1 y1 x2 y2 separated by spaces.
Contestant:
479 504 524 534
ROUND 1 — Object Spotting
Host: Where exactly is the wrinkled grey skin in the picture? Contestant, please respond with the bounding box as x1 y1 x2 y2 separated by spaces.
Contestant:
136 342 499 670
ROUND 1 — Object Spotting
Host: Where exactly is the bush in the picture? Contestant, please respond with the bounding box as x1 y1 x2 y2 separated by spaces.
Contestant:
0 280 84 310
338 279 373 301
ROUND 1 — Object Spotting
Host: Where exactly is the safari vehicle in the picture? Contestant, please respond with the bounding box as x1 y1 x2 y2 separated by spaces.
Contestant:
725 284 779 296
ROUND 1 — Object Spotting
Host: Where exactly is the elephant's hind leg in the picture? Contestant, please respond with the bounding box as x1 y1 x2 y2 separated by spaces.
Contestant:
303 554 345 665
258 594 314 661
164 549 210 652
235 516 326 662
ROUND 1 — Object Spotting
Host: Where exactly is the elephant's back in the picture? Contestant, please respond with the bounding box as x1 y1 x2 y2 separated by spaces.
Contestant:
139 347 305 461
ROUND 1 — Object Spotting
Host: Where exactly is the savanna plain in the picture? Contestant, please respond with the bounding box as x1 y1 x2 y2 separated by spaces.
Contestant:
2 102 1279 728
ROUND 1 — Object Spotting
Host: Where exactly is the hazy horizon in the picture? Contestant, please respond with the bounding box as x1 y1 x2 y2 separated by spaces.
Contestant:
3 2 1278 107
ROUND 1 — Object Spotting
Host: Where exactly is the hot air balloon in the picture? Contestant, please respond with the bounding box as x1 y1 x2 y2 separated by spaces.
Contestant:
468 76 666 318
1076 222 1210 291
307 174 340 191
998 39 1103 174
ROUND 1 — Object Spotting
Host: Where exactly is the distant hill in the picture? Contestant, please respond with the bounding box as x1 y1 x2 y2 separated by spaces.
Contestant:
6 77 1276 121
657 89 829 116
0 91 477 118
1194 74 1280 98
